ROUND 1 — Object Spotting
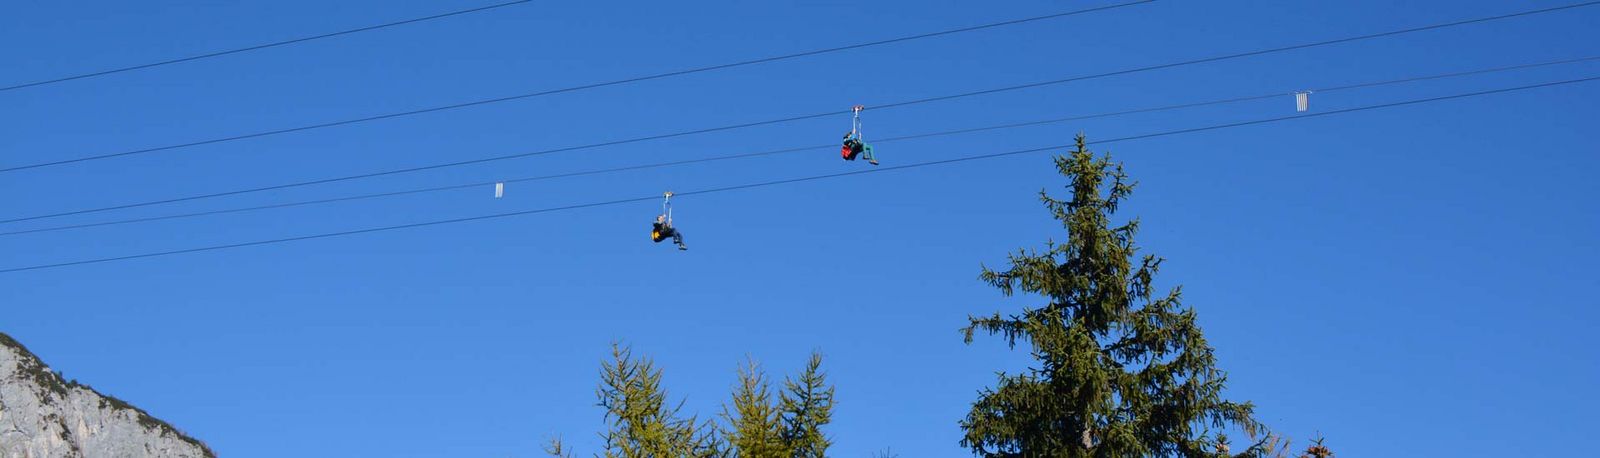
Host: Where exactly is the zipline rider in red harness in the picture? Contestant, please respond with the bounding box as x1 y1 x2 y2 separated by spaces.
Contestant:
840 105 878 165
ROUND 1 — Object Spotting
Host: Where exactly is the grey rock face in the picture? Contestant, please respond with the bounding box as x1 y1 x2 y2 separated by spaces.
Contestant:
0 333 213 458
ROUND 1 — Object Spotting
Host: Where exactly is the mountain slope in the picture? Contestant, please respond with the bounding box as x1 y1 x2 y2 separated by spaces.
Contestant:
0 332 213 457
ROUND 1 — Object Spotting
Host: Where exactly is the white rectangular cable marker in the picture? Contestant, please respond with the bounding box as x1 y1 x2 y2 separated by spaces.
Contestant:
494 182 504 198
1295 92 1309 112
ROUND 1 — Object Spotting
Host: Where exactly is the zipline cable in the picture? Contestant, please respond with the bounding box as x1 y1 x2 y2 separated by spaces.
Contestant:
1 1 1156 172
13 0 1594 174
3 74 1593 274
6 1 1594 225
4 55 1594 237
0 0 538 93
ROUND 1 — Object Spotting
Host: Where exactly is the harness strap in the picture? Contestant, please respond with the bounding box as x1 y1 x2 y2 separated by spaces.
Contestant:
662 191 674 225
851 105 864 141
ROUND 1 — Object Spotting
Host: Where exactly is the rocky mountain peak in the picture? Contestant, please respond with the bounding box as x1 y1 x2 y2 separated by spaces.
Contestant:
0 333 213 457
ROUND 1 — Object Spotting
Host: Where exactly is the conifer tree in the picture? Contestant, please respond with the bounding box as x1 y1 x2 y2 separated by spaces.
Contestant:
1298 437 1333 458
720 352 835 458
1222 433 1336 458
550 347 835 458
960 135 1261 457
777 353 834 457
548 343 721 458
722 359 786 457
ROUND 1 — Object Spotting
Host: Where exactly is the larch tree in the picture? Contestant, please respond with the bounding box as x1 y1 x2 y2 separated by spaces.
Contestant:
722 359 786 457
721 352 835 458
551 347 834 458
960 135 1263 457
547 343 722 458
777 353 834 457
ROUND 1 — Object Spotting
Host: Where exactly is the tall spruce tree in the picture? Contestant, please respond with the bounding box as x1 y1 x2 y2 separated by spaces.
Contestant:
960 135 1261 457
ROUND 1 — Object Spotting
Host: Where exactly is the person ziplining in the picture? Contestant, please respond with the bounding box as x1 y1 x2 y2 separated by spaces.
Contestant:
650 192 687 251
840 105 878 165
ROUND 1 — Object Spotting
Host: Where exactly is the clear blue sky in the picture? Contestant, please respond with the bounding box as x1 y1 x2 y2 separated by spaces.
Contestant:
3 1 1597 456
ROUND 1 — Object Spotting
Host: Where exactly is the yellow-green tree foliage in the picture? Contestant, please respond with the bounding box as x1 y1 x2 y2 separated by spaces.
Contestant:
722 352 834 458
551 347 834 458
548 343 721 458
722 359 785 457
